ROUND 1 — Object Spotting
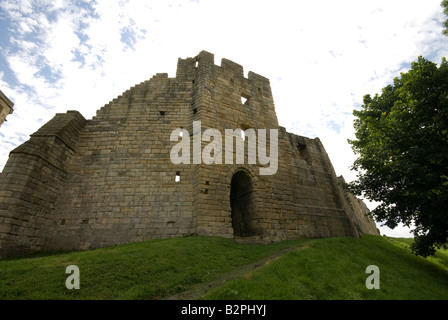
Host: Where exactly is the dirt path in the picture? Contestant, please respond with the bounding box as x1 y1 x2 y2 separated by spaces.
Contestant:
166 245 308 300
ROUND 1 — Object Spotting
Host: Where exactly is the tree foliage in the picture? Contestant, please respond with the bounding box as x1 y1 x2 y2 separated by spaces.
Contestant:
443 0 448 36
347 56 448 257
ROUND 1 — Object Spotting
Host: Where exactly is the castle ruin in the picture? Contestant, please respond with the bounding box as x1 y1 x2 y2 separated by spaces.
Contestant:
0 51 378 257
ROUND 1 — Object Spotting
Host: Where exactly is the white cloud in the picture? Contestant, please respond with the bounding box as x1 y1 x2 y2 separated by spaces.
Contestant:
378 224 414 238
0 0 446 238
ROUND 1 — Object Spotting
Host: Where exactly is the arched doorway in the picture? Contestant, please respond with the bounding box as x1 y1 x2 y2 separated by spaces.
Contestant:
230 170 255 237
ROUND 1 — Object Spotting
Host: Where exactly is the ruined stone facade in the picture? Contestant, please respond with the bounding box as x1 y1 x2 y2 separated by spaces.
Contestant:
0 51 378 257
0 90 14 127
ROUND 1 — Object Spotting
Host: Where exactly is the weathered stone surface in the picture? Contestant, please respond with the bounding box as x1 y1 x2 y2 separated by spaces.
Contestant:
0 90 13 128
0 51 378 257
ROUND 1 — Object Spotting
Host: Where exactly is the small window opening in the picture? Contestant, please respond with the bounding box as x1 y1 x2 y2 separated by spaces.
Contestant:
160 111 166 116
175 172 181 182
192 79 195 84
193 108 198 114
297 142 307 151
195 60 199 68
241 94 250 105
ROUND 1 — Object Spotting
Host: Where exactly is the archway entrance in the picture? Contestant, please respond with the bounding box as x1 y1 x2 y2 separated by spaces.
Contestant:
230 170 255 237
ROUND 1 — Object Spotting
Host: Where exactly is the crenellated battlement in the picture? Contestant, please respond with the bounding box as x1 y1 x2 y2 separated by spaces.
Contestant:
177 50 272 98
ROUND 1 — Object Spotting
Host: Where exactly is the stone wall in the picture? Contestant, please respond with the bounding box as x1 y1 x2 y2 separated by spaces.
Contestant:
0 50 378 257
0 90 14 127
44 74 196 251
0 111 86 256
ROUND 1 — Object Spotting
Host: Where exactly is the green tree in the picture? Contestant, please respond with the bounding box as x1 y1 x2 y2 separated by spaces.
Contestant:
347 56 448 257
443 0 448 36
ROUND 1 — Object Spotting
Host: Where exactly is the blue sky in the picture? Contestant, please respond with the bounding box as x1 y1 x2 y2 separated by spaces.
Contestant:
0 0 447 237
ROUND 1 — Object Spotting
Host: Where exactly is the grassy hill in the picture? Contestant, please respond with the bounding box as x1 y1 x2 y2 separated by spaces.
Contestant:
0 235 447 300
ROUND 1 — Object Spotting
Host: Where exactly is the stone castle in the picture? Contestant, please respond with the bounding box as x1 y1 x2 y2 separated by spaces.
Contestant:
0 51 378 257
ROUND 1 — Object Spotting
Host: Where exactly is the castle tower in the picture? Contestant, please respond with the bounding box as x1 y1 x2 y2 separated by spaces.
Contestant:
0 51 378 257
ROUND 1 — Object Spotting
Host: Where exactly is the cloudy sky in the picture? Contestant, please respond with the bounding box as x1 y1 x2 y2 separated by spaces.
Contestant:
0 0 447 237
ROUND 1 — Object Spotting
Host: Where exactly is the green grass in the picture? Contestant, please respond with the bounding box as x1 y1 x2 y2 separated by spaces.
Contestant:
0 235 447 300
203 235 448 300
0 236 302 300
388 237 448 271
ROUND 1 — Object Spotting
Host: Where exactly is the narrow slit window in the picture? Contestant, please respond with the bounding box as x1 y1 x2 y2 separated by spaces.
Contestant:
175 172 181 182
160 111 166 116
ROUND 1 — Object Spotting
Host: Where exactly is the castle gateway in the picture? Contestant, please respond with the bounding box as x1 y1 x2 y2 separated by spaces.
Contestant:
0 51 378 257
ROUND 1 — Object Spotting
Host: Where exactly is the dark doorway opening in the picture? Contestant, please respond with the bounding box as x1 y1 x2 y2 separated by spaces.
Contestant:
230 171 255 237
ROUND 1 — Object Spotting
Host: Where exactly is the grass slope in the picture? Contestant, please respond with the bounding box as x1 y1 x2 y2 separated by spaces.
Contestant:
0 235 447 300
203 235 448 300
